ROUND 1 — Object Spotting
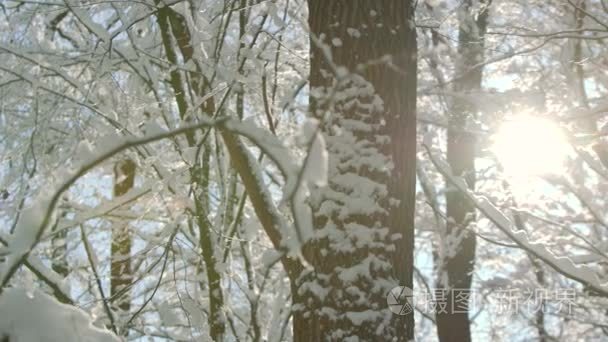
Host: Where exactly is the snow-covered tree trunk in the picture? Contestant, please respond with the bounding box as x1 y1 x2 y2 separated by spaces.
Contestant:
293 1 417 340
436 1 488 342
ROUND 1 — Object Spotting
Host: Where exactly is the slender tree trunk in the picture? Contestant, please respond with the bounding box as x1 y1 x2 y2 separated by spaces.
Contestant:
49 210 70 304
111 158 135 326
156 6 227 339
51 212 69 281
294 2 417 340
436 1 488 341
572 1 591 120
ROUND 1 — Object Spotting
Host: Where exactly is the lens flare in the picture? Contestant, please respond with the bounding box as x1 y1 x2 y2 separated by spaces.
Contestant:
491 116 570 179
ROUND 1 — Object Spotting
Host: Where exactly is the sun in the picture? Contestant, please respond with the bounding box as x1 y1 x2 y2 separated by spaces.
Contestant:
491 115 570 179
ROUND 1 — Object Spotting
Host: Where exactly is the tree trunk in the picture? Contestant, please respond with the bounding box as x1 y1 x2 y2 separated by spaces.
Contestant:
436 1 488 342
51 211 69 290
111 158 135 324
156 6 227 339
294 1 417 340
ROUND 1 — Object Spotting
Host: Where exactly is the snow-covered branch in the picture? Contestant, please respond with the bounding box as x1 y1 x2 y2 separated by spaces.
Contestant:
423 142 608 297
0 117 222 291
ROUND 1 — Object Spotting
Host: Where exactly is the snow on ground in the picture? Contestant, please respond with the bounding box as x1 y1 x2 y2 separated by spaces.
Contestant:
0 288 119 342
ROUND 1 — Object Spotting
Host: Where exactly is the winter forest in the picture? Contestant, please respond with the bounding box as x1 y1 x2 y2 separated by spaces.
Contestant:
2 0 608 341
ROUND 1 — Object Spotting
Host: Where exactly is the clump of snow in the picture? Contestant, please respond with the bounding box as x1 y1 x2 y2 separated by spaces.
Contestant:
223 118 299 197
297 118 328 188
0 288 120 342
346 310 380 326
158 301 182 326
143 119 167 136
290 118 329 242
0 197 52 286
346 28 361 38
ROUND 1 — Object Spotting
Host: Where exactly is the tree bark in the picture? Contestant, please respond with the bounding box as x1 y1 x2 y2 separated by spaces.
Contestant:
294 2 417 340
436 1 489 342
111 158 135 323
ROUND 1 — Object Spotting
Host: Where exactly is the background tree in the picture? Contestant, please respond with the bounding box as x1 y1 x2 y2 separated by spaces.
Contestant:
435 1 489 342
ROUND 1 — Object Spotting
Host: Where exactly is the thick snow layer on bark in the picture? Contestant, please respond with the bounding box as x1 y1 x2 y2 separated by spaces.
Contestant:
0 288 119 342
